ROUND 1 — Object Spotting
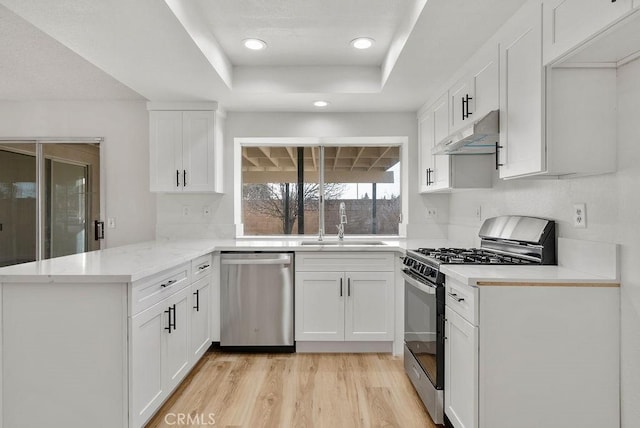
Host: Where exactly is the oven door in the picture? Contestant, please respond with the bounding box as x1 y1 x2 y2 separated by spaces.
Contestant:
402 269 444 390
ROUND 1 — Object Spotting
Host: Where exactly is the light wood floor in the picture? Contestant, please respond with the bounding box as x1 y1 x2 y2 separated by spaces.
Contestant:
146 350 437 428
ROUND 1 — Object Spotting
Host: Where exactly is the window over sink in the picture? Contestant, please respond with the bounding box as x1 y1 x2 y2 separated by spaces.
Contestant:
235 137 407 237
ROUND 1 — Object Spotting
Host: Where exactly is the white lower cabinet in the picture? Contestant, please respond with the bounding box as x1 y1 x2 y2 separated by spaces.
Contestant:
295 252 395 342
444 306 478 428
190 275 212 361
131 300 166 428
443 276 620 428
164 286 191 391
295 271 394 341
131 285 192 427
0 251 217 428
295 271 345 340
345 272 395 340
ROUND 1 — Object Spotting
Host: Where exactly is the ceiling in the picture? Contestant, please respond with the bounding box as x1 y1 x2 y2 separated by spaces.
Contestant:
0 0 527 112
0 4 141 101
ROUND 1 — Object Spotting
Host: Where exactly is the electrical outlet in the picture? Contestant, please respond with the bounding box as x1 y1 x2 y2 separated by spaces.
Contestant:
203 206 211 216
182 206 190 216
107 217 116 229
426 208 438 219
475 206 482 219
573 203 586 228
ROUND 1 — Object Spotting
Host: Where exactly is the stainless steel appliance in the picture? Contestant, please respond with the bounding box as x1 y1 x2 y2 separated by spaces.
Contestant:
220 252 294 351
402 215 556 425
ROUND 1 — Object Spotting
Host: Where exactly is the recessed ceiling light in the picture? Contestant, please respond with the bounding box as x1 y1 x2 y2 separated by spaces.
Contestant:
243 38 267 50
313 101 329 108
350 37 374 50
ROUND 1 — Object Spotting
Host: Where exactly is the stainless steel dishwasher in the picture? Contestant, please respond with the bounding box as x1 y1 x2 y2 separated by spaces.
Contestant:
220 252 294 351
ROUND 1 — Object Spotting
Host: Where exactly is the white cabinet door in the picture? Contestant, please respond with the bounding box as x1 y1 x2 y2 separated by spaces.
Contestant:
344 272 394 341
431 93 451 190
190 276 212 362
450 79 473 132
418 111 435 192
149 110 219 193
445 306 478 428
163 286 191 392
149 111 182 192
498 0 545 179
295 271 345 341
182 111 216 192
131 303 165 428
433 92 450 146
543 0 633 64
470 47 499 120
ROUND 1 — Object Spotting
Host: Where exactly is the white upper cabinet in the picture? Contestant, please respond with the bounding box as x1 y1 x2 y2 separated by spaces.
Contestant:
181 111 217 192
450 79 472 133
498 0 545 179
497 0 617 179
418 111 435 192
419 93 451 192
433 92 450 145
468 45 499 123
418 97 493 193
450 44 499 134
149 103 223 193
417 40 496 193
543 0 633 64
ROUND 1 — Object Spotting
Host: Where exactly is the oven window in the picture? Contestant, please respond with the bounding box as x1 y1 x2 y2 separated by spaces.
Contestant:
405 281 438 384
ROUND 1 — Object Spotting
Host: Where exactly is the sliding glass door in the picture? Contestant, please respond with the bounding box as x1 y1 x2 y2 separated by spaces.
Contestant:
0 140 101 267
0 144 37 267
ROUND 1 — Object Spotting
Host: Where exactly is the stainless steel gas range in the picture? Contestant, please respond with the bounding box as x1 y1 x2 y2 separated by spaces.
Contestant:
401 215 556 425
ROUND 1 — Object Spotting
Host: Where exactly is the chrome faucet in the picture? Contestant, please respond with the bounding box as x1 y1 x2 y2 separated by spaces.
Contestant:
337 202 347 241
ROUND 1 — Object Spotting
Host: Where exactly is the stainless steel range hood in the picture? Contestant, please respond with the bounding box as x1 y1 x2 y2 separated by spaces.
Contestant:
432 110 499 155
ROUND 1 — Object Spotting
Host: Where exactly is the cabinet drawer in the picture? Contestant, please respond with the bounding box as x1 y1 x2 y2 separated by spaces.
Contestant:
295 252 395 272
191 253 213 279
131 263 190 315
445 278 478 326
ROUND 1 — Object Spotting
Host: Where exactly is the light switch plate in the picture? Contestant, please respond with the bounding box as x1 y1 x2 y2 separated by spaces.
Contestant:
573 203 586 228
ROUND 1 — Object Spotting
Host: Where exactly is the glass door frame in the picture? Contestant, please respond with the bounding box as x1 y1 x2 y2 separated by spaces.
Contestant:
0 137 105 261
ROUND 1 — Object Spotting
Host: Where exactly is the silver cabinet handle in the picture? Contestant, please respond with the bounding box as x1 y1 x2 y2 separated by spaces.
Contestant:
447 292 465 302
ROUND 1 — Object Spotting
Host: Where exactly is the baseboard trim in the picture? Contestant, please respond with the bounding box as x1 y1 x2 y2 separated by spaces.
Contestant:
295 341 393 353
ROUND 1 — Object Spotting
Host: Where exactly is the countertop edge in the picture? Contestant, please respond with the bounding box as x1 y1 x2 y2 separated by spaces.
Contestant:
474 280 620 288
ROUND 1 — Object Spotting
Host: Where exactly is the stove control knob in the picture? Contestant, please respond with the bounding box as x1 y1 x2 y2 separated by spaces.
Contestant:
424 267 432 276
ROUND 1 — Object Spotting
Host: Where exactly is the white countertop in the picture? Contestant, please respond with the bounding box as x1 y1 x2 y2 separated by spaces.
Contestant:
441 264 619 287
0 238 430 283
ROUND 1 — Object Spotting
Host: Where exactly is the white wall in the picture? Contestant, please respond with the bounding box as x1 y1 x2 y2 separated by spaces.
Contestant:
0 100 155 248
156 112 449 240
448 59 640 427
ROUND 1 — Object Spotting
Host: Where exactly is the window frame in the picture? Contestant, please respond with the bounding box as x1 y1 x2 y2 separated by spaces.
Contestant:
234 136 408 238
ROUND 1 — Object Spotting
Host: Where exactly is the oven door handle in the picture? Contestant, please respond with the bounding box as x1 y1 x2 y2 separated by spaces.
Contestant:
401 270 436 295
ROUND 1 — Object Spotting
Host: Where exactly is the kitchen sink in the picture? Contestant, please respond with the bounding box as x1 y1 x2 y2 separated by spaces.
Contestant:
300 240 387 246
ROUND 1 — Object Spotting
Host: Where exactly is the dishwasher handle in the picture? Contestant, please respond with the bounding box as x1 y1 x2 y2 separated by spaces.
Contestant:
221 254 292 266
